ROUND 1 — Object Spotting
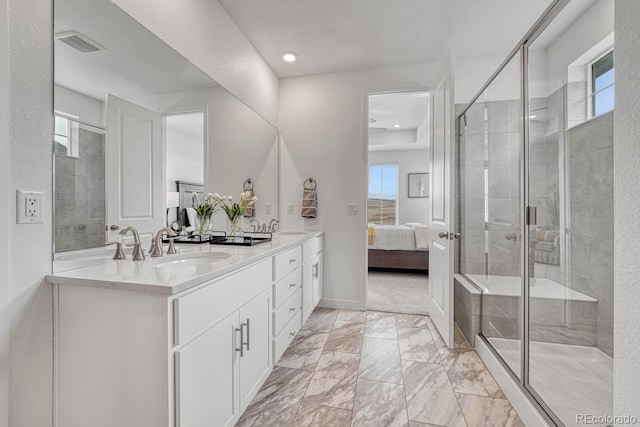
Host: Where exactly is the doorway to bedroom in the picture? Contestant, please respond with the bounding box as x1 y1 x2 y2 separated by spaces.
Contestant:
366 90 430 315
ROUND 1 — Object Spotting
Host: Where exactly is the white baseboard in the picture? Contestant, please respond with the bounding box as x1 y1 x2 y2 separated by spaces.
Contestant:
475 337 551 427
318 298 363 311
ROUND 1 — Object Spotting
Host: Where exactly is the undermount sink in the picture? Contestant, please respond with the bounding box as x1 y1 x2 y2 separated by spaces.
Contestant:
153 252 232 269
277 231 306 236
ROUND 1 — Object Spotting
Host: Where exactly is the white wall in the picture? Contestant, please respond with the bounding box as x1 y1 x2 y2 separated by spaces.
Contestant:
369 129 417 146
279 62 439 309
112 0 279 127
0 0 9 425
614 0 640 420
8 0 53 425
368 149 430 225
165 117 204 191
54 85 104 127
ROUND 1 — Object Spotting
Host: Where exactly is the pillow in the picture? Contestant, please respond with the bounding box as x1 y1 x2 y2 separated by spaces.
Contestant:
186 207 197 228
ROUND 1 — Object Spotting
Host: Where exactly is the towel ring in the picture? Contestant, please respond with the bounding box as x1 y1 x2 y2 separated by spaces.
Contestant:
304 177 317 190
243 179 254 191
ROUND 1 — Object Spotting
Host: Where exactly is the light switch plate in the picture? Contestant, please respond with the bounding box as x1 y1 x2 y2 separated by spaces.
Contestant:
265 203 272 215
287 203 294 214
17 190 44 224
348 203 359 214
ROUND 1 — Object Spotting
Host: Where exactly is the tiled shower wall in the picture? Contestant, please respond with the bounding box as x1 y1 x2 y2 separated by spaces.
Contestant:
54 128 106 252
567 111 614 356
458 99 522 277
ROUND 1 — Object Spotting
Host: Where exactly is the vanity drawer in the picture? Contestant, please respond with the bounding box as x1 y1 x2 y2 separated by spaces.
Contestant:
302 236 323 261
274 289 301 336
173 259 271 346
273 269 301 309
274 311 302 363
273 246 302 282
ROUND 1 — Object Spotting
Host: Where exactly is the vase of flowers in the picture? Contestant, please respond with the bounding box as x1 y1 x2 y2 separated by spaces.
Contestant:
214 192 257 237
191 192 219 237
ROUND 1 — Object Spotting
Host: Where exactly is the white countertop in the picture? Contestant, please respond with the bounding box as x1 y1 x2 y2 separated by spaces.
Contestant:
47 231 323 295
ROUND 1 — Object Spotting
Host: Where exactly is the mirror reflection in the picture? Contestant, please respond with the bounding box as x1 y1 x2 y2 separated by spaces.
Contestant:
53 0 279 270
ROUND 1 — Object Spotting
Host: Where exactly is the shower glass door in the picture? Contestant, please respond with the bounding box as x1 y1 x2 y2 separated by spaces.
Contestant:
458 53 523 378
525 1 614 425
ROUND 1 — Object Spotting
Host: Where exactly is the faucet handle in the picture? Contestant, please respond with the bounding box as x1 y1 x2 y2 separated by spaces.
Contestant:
126 242 145 261
105 241 126 260
167 237 177 255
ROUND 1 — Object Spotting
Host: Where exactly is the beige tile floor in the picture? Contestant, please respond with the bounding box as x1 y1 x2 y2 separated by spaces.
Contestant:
367 271 429 315
236 308 524 427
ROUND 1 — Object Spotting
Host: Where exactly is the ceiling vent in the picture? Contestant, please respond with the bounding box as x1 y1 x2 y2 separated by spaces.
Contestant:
55 30 105 53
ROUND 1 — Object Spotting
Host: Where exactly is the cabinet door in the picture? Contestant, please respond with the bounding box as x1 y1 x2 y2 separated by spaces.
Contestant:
312 252 323 307
238 289 272 411
175 313 240 427
301 261 314 323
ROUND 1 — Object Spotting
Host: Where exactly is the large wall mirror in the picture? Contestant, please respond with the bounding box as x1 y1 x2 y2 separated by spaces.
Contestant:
53 0 279 271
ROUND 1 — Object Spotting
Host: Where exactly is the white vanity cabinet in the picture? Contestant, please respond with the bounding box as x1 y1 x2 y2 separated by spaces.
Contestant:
272 246 303 362
54 258 272 427
302 236 324 323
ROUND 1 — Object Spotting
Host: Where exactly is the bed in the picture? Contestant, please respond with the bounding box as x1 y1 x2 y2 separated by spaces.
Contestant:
368 223 430 272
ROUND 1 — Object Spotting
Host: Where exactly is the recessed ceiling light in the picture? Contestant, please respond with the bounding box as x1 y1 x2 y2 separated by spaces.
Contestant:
393 124 401 128
282 52 297 63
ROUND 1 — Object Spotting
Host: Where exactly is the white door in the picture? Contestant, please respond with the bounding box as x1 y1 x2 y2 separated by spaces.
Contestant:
428 53 455 347
106 94 162 239
238 289 272 412
175 312 240 427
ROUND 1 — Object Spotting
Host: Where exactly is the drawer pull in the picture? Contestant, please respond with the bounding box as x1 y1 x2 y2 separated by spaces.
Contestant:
289 259 296 264
289 332 296 338
289 283 297 288
244 318 250 351
312 262 319 278
289 307 296 313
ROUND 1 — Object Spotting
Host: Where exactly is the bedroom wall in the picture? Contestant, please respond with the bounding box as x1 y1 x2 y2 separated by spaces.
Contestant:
368 149 430 225
165 116 204 191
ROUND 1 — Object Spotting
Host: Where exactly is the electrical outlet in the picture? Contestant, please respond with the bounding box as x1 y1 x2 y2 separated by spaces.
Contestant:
348 203 359 214
265 203 272 215
287 203 294 214
17 190 43 224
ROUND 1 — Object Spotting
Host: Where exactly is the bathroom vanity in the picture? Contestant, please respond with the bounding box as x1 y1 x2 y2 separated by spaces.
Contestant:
47 232 323 427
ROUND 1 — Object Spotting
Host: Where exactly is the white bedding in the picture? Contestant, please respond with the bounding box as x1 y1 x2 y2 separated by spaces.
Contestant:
369 224 430 251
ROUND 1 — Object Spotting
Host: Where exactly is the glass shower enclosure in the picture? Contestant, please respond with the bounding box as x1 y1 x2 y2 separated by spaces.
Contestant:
456 1 614 426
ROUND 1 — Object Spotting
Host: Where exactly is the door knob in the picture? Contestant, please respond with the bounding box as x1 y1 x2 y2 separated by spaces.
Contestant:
105 225 120 231
505 233 518 241
438 232 449 239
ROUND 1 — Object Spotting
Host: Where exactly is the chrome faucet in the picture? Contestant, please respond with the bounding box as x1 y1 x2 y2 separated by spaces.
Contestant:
150 227 177 257
269 218 280 232
119 226 145 261
249 218 260 232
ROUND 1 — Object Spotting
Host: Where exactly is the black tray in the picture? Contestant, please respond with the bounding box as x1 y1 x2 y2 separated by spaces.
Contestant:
162 234 215 244
208 235 272 246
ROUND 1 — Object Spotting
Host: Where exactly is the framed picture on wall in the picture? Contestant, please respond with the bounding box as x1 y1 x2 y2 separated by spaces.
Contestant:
408 173 429 198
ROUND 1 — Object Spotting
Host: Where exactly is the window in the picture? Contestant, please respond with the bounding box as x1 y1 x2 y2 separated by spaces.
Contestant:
54 113 79 157
368 164 399 224
590 50 614 117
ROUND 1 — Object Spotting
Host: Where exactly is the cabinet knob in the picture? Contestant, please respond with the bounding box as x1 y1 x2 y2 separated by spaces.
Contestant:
289 283 296 288
289 332 295 338
289 259 296 264
289 307 296 313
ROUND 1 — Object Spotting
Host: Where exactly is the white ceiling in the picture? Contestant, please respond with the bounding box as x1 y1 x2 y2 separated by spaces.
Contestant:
219 0 553 78
369 91 429 131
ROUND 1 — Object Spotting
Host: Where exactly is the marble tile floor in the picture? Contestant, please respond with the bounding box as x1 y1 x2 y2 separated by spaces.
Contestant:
489 337 613 427
236 308 524 427
367 271 429 315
